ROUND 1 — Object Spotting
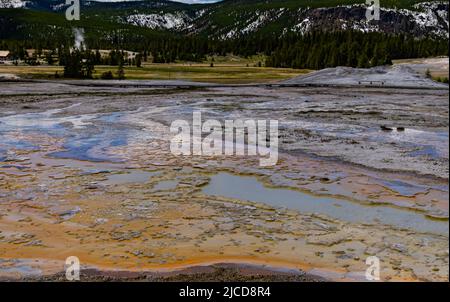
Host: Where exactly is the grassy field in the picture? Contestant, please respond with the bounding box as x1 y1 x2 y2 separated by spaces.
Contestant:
0 57 309 84
2 56 448 84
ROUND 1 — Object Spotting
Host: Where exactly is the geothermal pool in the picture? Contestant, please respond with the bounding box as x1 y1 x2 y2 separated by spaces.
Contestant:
0 81 448 281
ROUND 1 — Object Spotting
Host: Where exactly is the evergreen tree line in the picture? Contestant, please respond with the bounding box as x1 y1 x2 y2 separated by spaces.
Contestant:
265 31 449 69
1 30 448 69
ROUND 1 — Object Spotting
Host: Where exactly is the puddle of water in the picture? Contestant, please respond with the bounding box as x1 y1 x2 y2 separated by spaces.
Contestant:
0 135 41 156
0 107 138 163
373 128 448 159
0 150 5 162
153 180 179 191
203 173 448 236
59 206 82 220
408 145 440 158
379 179 429 196
48 131 128 162
101 171 159 186
0 106 93 135
0 265 42 277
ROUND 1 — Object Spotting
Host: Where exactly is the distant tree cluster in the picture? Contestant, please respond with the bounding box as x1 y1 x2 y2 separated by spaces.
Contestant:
60 49 95 79
265 31 449 69
107 50 141 67
60 49 128 79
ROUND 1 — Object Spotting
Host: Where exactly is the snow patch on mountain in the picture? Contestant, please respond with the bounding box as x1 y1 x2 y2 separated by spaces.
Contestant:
382 2 448 37
289 2 448 38
0 0 26 8
219 8 286 39
50 3 67 11
125 12 190 30
293 18 311 34
241 8 285 34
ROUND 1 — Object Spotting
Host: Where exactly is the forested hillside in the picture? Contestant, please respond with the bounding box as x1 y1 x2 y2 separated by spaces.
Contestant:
0 1 448 70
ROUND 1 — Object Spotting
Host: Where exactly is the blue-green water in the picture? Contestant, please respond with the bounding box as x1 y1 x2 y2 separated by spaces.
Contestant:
203 173 448 236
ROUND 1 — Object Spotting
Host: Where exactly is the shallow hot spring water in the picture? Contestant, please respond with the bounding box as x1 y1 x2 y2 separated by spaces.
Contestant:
203 173 449 236
1 107 447 236
101 171 159 186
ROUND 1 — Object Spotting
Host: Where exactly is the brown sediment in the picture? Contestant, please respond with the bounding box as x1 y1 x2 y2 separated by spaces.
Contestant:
0 83 448 282
0 146 448 281
18 263 327 282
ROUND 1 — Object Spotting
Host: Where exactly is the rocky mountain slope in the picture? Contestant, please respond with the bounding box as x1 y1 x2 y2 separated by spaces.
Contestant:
0 0 448 39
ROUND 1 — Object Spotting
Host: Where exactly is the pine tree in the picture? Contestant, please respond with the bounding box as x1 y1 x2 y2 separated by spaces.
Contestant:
117 57 125 80
357 53 369 68
136 53 142 67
